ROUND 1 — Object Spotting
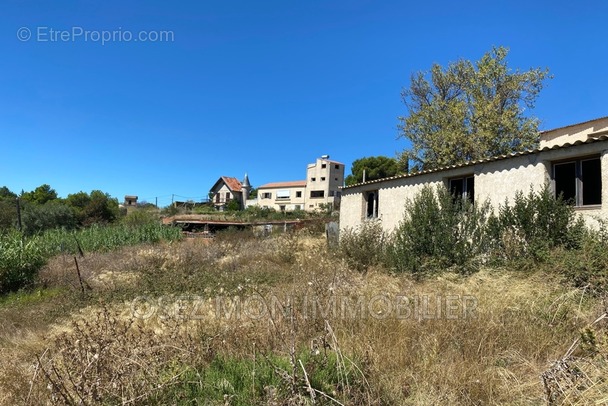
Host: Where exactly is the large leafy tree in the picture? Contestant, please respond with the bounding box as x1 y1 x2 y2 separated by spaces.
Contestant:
65 190 120 226
21 184 58 205
398 46 550 171
345 156 401 186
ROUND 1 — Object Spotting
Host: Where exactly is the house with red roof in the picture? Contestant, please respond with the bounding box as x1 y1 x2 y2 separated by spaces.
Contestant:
209 174 251 211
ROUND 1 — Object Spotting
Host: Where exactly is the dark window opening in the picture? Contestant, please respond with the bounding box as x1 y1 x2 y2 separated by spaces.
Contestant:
215 193 220 203
554 157 602 206
311 177 316 182
225 192 231 201
321 177 326 181
449 176 474 202
321 164 327 168
365 191 379 218
296 191 302 198
554 162 577 204
582 158 602 205
310 190 324 198
335 164 340 169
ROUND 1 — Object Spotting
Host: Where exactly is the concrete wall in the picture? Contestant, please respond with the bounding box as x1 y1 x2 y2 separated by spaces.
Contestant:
340 141 608 234
540 117 608 148
305 158 345 210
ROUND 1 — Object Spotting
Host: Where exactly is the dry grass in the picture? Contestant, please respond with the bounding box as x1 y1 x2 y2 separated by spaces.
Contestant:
0 229 606 404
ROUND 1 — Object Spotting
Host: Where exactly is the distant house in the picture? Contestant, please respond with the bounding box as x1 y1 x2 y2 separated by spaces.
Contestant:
256 156 345 212
257 180 307 211
209 174 251 211
124 195 138 206
339 116 608 233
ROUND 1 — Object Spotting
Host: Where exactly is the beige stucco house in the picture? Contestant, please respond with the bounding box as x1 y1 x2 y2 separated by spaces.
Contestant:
257 180 307 211
256 156 346 212
540 116 608 148
340 117 608 233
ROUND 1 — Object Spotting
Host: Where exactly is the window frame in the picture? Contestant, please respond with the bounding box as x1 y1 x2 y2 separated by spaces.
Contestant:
363 190 379 219
448 175 475 203
552 155 602 207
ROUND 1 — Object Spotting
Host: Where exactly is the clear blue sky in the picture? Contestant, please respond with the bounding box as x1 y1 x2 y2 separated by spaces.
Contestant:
1 0 606 206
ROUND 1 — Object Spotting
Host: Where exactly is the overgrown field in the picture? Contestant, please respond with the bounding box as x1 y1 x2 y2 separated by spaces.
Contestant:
1 226 606 405
0 223 183 293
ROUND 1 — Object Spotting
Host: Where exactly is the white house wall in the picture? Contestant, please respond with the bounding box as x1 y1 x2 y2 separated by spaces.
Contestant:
340 141 608 233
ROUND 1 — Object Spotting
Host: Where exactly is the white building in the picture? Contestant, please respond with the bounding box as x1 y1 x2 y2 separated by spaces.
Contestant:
257 156 345 212
339 117 608 233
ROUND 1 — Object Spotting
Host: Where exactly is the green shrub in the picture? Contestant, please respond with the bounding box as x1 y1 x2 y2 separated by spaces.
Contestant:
340 219 388 272
386 185 493 275
535 221 608 295
21 201 77 236
0 231 46 293
121 208 160 227
226 199 242 212
490 186 586 262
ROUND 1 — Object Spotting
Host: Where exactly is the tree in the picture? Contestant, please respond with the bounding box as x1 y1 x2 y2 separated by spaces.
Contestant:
21 184 58 205
81 190 120 225
65 190 120 226
345 156 401 186
398 46 550 171
0 186 17 201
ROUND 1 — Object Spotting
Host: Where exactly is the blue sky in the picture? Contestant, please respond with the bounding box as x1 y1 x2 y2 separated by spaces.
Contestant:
1 0 606 206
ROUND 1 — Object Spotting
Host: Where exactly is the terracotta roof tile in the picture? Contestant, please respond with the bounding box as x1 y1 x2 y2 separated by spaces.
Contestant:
222 176 242 192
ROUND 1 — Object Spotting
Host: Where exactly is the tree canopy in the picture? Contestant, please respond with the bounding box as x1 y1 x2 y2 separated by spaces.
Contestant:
21 184 58 205
398 46 550 171
345 156 401 186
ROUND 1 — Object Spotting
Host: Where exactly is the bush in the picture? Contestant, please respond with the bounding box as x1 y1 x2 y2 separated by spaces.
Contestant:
386 185 493 275
121 208 160 227
21 201 77 236
339 219 387 272
225 199 241 212
0 231 46 293
536 220 608 295
490 186 586 262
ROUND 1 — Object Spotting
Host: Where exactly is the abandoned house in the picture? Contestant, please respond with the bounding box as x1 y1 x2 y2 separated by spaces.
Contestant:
123 195 138 207
209 174 251 211
339 116 608 233
255 156 345 212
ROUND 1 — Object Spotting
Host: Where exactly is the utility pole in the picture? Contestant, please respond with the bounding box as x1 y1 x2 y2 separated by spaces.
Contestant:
16 197 22 232
155 197 158 208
